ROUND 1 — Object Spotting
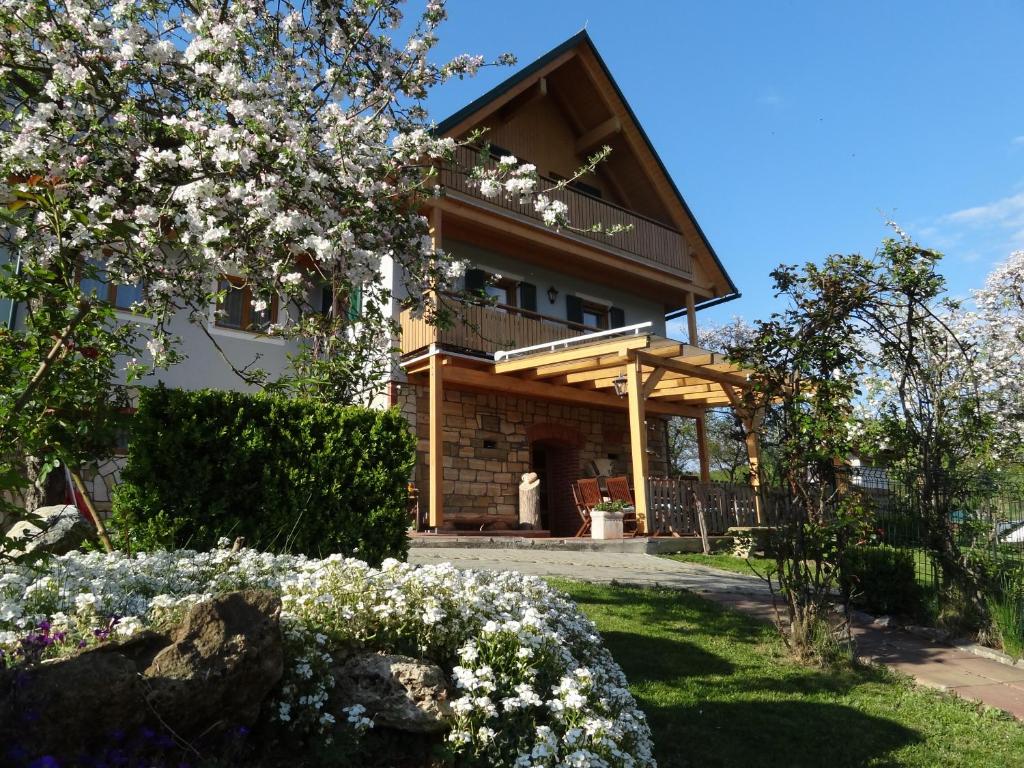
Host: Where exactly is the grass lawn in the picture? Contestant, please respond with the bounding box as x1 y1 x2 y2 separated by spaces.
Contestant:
552 579 1024 768
660 552 777 578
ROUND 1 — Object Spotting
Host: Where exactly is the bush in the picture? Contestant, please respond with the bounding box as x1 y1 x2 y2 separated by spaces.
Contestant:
110 386 415 564
988 589 1024 660
0 547 655 767
840 545 924 618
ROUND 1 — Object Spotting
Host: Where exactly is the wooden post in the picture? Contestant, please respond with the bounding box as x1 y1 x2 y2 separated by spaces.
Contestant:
428 353 444 529
626 357 650 535
686 291 698 346
695 411 711 483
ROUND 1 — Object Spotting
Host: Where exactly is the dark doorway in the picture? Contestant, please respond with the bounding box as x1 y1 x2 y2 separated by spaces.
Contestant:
530 439 580 536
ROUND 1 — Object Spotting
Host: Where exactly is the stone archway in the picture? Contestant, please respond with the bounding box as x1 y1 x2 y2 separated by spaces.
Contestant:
527 424 582 537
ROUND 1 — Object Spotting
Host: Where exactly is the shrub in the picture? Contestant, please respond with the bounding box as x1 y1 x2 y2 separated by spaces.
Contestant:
110 386 415 564
0 547 655 767
840 545 924 618
988 589 1024 660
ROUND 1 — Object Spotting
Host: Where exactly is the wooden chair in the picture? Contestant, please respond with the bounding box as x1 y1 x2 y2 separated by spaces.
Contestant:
572 478 603 537
605 475 639 536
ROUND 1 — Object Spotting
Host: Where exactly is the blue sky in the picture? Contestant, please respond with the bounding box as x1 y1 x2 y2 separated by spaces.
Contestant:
424 1 1024 337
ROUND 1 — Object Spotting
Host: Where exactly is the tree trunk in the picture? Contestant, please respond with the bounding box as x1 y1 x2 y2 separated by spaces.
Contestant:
22 455 67 511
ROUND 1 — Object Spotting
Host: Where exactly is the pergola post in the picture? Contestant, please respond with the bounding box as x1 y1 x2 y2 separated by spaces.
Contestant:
723 384 765 525
428 353 444 529
695 411 711 483
626 357 650 534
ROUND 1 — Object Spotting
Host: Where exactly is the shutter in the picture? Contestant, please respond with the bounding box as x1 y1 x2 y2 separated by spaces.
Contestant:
347 285 362 321
519 282 537 312
320 286 333 315
465 268 486 293
609 307 625 329
566 294 584 325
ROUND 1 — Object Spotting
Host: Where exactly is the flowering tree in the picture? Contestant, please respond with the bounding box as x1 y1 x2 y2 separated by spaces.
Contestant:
0 0 612 511
963 250 1024 464
730 230 990 659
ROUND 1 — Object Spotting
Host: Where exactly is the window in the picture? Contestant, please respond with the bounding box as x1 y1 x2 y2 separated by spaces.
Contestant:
79 257 144 310
216 276 278 333
320 285 362 321
582 301 609 330
485 276 518 308
566 295 624 330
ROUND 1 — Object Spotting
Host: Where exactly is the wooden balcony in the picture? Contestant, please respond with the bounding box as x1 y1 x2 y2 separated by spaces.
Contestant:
438 146 694 278
400 300 590 356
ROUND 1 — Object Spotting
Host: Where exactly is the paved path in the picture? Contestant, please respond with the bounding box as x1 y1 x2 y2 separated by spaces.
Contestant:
409 547 1024 720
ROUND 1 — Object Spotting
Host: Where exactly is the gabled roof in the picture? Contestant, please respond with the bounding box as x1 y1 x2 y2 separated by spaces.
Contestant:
434 30 740 312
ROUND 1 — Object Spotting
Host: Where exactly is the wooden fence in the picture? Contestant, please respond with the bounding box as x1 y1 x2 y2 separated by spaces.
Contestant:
646 477 763 536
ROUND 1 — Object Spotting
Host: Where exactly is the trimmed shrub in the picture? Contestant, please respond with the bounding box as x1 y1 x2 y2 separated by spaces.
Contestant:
840 545 924 618
110 386 415 564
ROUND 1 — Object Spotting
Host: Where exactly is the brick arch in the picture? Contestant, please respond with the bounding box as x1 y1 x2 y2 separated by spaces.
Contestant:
526 422 583 448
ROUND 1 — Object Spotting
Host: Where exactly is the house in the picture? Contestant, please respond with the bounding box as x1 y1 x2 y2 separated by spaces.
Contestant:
4 32 759 535
389 32 757 536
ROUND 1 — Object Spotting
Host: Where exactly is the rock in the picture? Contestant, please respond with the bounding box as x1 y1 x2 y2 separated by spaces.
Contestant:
0 650 147 759
0 590 284 763
5 504 94 555
332 653 452 734
143 590 284 737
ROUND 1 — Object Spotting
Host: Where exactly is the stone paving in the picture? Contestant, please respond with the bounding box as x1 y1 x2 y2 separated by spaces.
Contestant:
409 547 1024 720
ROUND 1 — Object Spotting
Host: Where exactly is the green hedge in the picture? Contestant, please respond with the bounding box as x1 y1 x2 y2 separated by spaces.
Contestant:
840 545 924 618
111 387 415 564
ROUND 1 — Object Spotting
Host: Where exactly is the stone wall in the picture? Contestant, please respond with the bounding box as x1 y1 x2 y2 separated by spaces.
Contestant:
396 380 668 535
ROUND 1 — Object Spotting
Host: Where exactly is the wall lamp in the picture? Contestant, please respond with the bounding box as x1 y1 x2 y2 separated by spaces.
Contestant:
612 372 628 398
547 285 559 304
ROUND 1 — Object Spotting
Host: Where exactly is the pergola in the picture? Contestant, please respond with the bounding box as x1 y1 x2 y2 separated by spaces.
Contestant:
403 328 764 534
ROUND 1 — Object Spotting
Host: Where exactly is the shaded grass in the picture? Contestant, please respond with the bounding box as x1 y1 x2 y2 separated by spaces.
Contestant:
551 579 1024 768
660 552 777 578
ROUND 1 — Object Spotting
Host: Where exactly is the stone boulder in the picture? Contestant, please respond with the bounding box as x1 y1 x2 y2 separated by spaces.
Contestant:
0 590 284 761
0 650 147 759
5 504 94 555
332 653 452 733
143 590 284 735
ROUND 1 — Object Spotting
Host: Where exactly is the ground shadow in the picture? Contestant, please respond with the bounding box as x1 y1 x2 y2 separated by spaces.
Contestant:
599 629 734 681
647 699 921 768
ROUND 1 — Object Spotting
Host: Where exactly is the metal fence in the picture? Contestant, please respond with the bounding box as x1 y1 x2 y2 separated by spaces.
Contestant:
851 467 1024 597
648 467 1024 592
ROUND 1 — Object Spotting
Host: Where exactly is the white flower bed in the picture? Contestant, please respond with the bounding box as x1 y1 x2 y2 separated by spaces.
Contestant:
0 546 655 767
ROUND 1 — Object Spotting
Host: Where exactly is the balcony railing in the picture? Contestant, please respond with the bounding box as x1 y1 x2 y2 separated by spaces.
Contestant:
400 299 592 355
438 146 694 278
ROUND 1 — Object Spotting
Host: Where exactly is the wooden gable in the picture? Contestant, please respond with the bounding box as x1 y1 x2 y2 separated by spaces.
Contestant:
435 31 739 307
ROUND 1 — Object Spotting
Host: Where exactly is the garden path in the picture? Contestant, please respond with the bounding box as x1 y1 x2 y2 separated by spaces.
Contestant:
408 547 1024 720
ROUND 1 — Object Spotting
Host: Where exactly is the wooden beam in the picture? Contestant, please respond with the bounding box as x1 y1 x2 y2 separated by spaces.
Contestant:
642 367 668 398
438 364 702 418
632 351 751 388
686 291 698 346
529 353 632 381
626 357 650 534
428 353 444 529
575 116 622 154
695 412 711 483
495 77 548 122
439 50 577 138
495 335 649 375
